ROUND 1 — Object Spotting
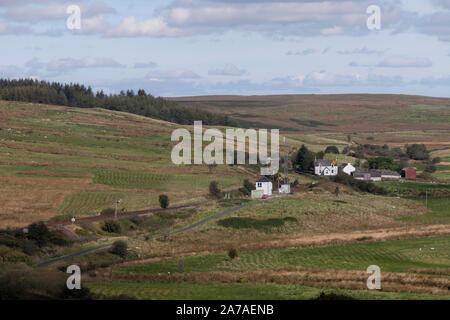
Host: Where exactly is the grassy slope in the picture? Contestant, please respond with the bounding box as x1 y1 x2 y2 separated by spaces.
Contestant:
0 101 249 227
169 94 450 139
171 94 450 177
2 99 449 300
116 236 450 274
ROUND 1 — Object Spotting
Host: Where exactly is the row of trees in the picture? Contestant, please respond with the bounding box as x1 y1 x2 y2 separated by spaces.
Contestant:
0 78 238 126
342 142 431 161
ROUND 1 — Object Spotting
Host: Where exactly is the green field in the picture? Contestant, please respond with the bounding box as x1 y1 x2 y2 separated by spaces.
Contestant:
116 236 450 274
399 198 450 224
377 181 450 196
86 282 450 300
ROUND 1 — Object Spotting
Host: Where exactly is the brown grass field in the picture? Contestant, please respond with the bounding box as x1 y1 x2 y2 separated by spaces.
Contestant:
170 94 450 149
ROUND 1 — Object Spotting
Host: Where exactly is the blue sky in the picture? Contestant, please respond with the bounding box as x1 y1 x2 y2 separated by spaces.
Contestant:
1 0 450 97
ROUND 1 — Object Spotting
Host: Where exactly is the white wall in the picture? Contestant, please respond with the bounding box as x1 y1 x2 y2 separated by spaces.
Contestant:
256 182 272 195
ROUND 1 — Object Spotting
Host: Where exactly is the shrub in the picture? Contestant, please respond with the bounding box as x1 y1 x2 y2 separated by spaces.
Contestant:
27 222 52 247
238 187 250 196
293 144 315 173
334 186 340 197
316 151 325 160
314 291 355 300
129 216 144 226
209 181 221 198
432 157 441 164
100 208 115 216
228 248 238 260
424 164 437 173
101 220 121 234
405 144 429 160
324 146 339 154
331 173 387 195
243 179 255 192
159 194 169 209
177 260 185 274
0 245 33 266
367 156 395 170
26 222 68 248
110 240 127 258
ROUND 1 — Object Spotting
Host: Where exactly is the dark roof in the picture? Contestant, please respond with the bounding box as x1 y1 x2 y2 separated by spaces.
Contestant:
314 159 334 166
256 177 271 183
369 170 382 177
354 169 382 178
380 170 401 177
353 172 370 178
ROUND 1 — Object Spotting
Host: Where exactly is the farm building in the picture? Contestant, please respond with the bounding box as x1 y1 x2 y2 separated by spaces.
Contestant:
339 163 356 176
256 177 273 196
352 169 382 181
314 159 338 176
402 167 417 180
379 169 401 180
353 169 400 181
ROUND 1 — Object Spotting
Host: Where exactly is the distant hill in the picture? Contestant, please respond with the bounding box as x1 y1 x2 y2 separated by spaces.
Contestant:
169 94 450 134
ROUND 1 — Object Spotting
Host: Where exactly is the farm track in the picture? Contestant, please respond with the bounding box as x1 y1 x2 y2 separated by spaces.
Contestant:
35 197 280 268
46 202 204 228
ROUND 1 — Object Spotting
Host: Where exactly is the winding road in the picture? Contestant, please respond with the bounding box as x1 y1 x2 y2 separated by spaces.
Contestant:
36 197 279 268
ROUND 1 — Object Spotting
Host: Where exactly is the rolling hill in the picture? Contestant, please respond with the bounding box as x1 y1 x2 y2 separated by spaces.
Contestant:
170 94 450 149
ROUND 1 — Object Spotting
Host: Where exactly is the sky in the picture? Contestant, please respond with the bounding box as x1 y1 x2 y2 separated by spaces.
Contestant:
1 0 450 97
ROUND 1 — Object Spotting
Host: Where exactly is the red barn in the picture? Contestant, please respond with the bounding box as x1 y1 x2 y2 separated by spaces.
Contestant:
401 167 416 180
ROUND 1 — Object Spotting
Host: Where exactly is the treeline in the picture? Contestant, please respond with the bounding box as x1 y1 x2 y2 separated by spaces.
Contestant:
342 143 431 161
0 79 238 126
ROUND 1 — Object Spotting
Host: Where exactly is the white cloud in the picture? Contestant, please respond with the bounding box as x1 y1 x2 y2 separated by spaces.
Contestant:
320 26 344 35
146 69 200 80
25 57 124 74
337 46 384 55
286 49 316 56
208 64 247 76
378 56 432 68
106 16 187 37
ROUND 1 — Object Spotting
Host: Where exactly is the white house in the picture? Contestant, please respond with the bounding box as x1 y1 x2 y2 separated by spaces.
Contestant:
314 159 338 176
339 163 356 176
256 177 273 196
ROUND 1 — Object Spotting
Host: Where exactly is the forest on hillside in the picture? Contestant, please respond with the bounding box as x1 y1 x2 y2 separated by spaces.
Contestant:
0 79 237 126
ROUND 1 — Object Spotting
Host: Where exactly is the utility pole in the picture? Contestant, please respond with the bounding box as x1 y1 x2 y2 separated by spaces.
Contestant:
284 137 288 185
114 199 121 219
425 190 428 209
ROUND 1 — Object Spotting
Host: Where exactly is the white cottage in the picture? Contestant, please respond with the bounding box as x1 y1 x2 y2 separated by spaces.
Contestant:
339 163 356 176
314 159 338 176
256 177 273 196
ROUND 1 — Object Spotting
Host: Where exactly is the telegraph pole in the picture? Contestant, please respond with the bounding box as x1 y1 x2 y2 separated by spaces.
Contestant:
114 199 121 219
284 137 288 185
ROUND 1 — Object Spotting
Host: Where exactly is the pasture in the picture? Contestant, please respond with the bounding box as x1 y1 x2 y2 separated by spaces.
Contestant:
115 236 450 275
86 282 449 300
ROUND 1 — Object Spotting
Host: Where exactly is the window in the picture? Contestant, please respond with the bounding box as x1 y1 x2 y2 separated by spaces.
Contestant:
257 183 262 187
